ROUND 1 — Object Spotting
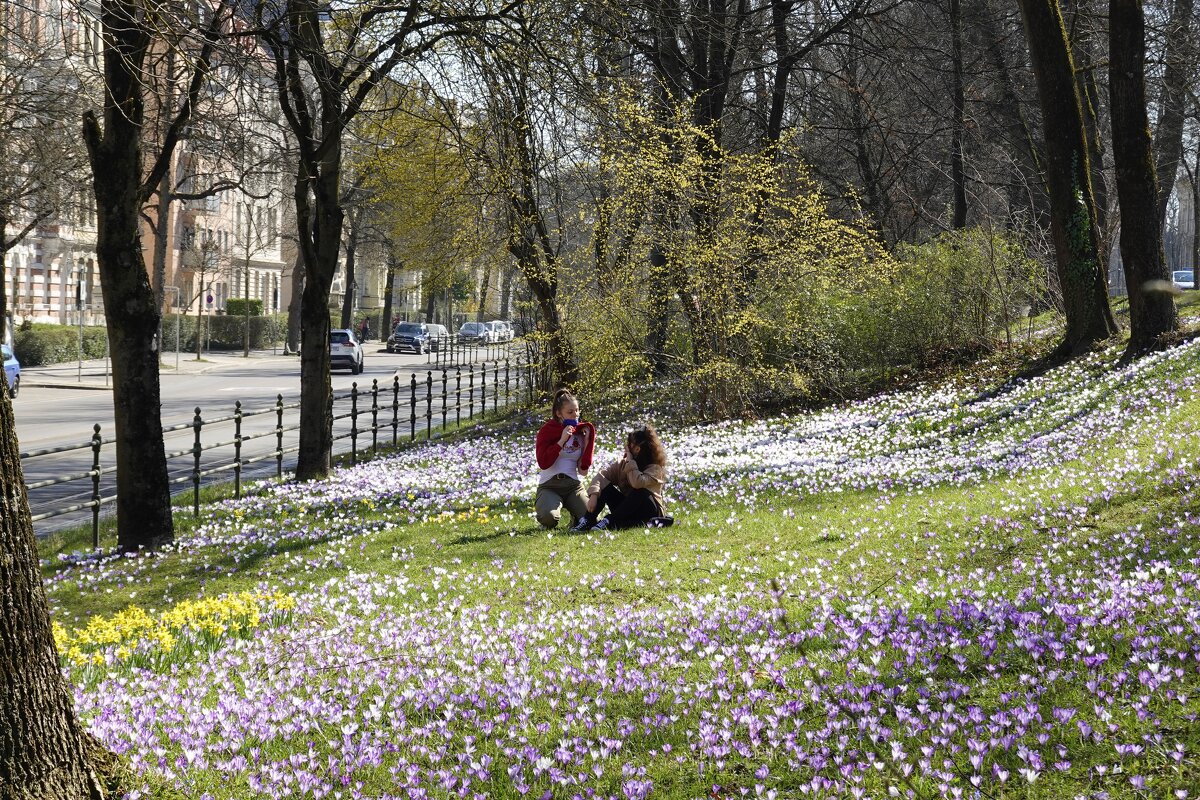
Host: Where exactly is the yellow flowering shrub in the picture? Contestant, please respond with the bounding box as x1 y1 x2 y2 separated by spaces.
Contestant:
55 590 296 669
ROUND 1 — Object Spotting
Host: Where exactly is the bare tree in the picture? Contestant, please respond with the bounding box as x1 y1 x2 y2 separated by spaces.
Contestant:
0 0 95 344
1016 0 1118 357
81 0 235 550
252 0 518 481
1110 0 1177 354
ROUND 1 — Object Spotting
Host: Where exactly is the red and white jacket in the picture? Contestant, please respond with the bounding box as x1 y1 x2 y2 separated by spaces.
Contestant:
535 418 596 479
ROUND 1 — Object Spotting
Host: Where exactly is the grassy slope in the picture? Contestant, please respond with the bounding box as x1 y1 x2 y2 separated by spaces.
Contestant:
38 326 1200 799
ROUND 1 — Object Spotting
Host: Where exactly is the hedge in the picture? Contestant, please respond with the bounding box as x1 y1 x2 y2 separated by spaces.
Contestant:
162 313 287 351
13 324 110 367
225 298 264 317
13 315 288 365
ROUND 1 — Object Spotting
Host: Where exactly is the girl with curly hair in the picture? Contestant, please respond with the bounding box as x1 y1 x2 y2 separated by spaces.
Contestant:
575 423 672 530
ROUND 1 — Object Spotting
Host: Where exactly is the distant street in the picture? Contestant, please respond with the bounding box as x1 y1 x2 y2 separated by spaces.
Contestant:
15 341 523 536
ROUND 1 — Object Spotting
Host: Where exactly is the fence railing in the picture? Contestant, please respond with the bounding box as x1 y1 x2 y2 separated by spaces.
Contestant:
21 358 535 547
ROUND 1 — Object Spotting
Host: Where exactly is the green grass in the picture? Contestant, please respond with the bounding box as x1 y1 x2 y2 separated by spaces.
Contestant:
36 337 1200 799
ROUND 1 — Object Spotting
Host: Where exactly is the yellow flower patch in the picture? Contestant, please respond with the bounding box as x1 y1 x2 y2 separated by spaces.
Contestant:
55 591 295 669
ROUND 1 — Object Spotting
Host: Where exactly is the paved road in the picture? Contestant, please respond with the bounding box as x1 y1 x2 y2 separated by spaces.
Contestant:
14 341 526 537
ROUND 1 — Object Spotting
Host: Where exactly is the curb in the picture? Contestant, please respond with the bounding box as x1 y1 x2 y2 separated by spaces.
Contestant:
22 381 112 391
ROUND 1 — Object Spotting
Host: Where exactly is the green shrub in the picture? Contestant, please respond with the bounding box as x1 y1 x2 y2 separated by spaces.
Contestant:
13 324 109 366
161 313 287 351
225 298 263 317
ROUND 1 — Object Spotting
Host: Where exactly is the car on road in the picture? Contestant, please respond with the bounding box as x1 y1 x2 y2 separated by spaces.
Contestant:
329 329 364 374
2 344 19 398
1172 269 1196 291
388 322 445 354
457 321 491 345
486 320 513 343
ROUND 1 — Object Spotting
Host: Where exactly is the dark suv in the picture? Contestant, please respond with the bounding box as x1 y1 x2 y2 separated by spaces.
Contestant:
388 322 439 354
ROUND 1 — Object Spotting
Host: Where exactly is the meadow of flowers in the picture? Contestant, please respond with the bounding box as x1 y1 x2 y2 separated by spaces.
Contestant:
45 339 1200 798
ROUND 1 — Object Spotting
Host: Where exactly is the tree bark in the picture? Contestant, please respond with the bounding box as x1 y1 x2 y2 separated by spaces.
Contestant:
1153 0 1194 222
80 0 188 551
294 150 342 481
339 216 358 330
286 252 304 355
950 0 968 229
1109 0 1177 354
1016 0 1117 357
0 385 104 797
380 254 397 339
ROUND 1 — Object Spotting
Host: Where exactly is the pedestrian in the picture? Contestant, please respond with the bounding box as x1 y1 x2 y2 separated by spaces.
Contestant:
574 423 672 531
359 318 371 342
534 388 595 529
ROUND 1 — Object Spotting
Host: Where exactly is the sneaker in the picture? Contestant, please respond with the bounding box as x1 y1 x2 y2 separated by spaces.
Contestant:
570 516 592 532
590 518 610 531
648 516 674 528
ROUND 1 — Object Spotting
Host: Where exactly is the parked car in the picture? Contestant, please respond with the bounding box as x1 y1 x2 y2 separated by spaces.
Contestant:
486 320 514 343
457 321 490 345
2 344 19 398
329 329 364 374
388 322 440 354
1172 269 1196 291
498 320 517 341
427 324 450 351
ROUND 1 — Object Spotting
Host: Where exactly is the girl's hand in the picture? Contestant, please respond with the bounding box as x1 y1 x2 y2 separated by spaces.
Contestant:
586 495 598 513
558 425 576 446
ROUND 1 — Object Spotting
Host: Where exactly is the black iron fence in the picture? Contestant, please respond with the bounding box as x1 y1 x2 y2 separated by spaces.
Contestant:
21 358 534 547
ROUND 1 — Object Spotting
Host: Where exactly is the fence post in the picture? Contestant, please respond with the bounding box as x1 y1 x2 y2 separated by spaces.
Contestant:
425 371 434 439
481 362 488 416
505 359 511 409
455 367 462 427
275 394 284 478
441 369 448 431
192 406 203 517
493 361 499 410
469 364 476 419
350 382 359 465
90 424 102 550
371 379 380 456
410 372 418 441
392 375 400 447
234 400 243 500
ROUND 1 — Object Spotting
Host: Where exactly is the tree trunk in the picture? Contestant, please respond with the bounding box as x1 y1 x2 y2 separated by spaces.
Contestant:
0 213 9 346
294 154 342 481
1069 11 1113 262
950 0 968 229
477 260 491 322
1109 0 1177 355
1153 0 1194 222
81 0 175 550
381 255 397 340
423 282 437 324
286 250 304 354
339 216 358 330
0 350 105 800
1016 0 1117 357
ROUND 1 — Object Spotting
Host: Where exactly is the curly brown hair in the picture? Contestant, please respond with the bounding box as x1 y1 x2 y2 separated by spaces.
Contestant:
628 424 667 470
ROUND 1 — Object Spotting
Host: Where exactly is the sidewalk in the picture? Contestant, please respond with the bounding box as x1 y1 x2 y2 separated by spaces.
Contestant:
22 348 299 390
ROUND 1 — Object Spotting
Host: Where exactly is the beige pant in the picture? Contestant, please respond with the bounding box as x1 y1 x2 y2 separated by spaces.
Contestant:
536 473 589 529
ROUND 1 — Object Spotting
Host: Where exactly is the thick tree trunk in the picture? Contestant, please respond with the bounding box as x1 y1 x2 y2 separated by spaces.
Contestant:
1153 0 1194 222
424 283 436 324
81 0 175 550
294 158 342 481
0 381 104 798
1017 0 1117 356
950 0 968 229
476 261 491 322
1110 0 1177 354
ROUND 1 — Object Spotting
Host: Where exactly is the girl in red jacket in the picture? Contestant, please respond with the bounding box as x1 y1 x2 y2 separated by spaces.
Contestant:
534 389 595 529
